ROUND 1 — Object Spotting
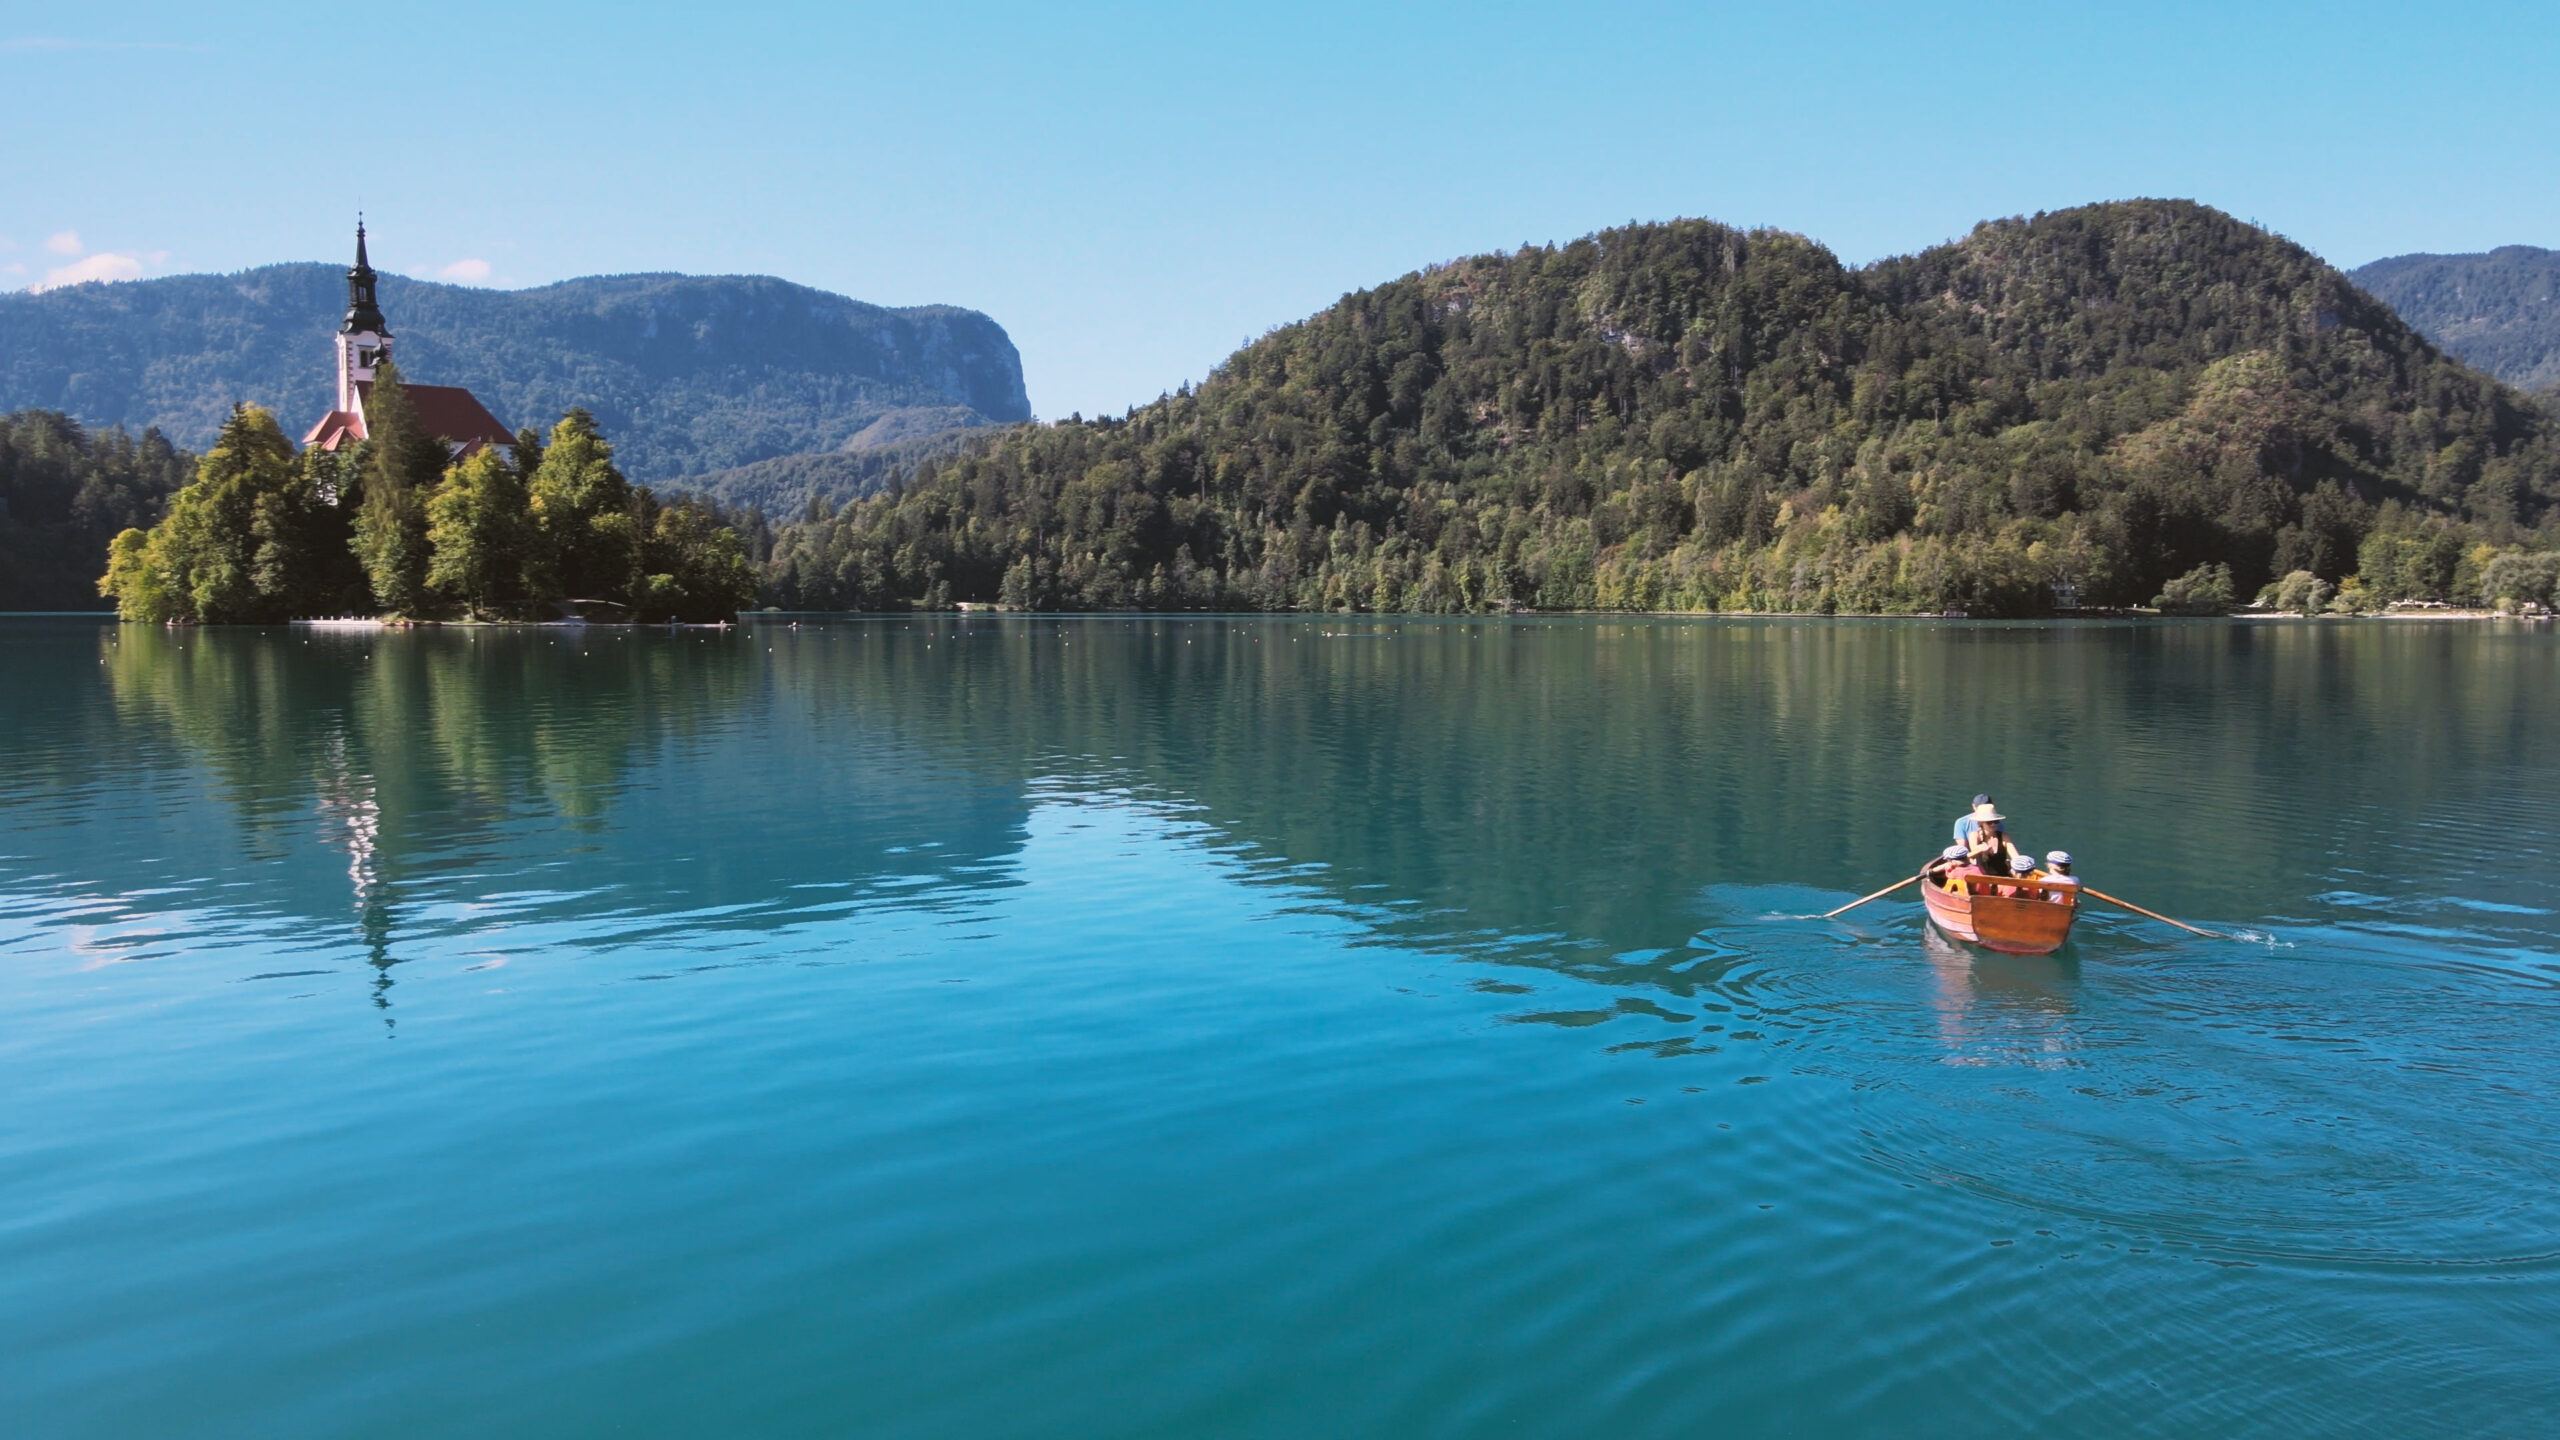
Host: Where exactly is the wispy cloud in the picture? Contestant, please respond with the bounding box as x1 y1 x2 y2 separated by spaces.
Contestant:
44 229 81 255
435 258 493 283
2 38 208 54
37 252 144 290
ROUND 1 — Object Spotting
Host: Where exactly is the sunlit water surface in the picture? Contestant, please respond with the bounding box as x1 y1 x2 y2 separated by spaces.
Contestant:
3 615 2556 1437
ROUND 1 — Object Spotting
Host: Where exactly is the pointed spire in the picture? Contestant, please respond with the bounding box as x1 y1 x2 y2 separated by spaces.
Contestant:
342 215 388 337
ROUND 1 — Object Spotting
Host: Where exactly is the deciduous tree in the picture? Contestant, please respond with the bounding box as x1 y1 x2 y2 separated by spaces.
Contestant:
426 448 532 617
527 409 636 607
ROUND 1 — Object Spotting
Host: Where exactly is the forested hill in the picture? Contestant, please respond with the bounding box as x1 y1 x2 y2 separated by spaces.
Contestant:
686 424 986 518
0 410 191 610
768 200 2560 615
2353 247 2560 393
0 268 1030 483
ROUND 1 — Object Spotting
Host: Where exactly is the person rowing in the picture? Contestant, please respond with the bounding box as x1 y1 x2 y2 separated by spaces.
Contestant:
1953 797 2030 876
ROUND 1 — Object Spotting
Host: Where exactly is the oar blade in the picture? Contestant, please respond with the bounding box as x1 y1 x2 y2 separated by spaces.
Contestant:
2084 887 2226 940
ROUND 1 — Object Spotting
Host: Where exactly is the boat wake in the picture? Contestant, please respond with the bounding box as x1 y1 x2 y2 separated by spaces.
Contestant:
1651 886 2560 1273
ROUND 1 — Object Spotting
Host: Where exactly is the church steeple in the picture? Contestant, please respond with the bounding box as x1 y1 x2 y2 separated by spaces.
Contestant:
334 217 392 412
304 218 517 459
342 219 388 337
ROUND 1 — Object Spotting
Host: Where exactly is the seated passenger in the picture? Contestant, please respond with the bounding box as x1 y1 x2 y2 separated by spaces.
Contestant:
2040 851 2079 903
2005 850 2042 896
1937 843 1969 890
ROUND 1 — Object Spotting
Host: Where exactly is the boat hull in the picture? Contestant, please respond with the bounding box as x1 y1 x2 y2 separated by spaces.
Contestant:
1921 871 2078 954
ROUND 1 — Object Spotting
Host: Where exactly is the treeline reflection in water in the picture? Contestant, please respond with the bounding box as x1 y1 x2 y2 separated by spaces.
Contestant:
46 622 1032 1021
23 615 2559 1022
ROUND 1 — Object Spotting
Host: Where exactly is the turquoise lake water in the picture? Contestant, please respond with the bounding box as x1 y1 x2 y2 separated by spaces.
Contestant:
3 614 2556 1437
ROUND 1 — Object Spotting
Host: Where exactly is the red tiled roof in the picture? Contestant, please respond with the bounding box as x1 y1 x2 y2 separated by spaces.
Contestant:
304 409 366 450
357 381 516 448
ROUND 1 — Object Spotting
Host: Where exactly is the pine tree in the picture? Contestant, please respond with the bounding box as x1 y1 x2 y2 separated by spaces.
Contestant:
8 411 190 610
350 364 448 617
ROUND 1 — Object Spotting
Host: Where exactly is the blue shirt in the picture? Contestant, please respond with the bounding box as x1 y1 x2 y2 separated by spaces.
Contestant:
1955 814 2018 861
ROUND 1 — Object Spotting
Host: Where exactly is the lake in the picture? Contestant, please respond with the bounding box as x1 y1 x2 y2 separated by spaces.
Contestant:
4 614 2556 1437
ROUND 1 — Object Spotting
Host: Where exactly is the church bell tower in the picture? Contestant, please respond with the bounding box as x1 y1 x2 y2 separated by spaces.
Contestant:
335 220 392 412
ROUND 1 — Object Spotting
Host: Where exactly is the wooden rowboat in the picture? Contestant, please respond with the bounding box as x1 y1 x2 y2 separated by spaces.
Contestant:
1920 861 2079 954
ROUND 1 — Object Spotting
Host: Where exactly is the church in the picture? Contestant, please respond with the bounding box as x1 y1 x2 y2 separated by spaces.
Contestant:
302 223 517 458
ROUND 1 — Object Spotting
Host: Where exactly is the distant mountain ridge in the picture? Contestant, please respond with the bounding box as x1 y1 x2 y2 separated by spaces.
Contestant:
2352 246 2560 393
0 266 1031 483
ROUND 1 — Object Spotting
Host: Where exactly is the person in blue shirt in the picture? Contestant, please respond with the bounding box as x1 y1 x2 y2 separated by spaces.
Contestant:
1952 793 1994 848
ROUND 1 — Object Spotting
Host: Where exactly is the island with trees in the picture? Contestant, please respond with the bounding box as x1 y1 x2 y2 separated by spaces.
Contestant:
93 365 756 624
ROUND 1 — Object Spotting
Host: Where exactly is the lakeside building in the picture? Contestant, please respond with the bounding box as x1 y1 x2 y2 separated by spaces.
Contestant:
301 223 515 459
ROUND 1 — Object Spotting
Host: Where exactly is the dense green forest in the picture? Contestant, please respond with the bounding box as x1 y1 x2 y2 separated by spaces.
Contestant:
2353 246 2560 393
689 422 985 517
98 365 757 624
765 201 2560 616
0 266 1027 483
0 411 193 609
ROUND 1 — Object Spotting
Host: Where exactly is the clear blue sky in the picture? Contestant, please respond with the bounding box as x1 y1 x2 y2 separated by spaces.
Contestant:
4 1 2552 419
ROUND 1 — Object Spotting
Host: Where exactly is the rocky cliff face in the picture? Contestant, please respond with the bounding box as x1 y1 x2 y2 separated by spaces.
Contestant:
0 266 1031 482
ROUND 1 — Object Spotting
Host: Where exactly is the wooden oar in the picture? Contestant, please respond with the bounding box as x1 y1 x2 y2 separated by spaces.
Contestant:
1820 872 1926 919
2084 887 2226 939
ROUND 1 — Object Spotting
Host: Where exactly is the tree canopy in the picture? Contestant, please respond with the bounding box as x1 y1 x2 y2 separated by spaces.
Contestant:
1 411 191 609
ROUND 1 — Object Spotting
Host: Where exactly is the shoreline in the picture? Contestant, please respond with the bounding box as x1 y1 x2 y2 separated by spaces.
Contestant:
286 617 736 630
18 607 2549 626
907 606 2557 623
